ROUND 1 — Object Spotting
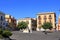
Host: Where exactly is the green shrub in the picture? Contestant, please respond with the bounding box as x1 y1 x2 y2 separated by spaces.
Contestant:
0 29 3 34
0 28 12 38
2 30 12 38
0 35 3 38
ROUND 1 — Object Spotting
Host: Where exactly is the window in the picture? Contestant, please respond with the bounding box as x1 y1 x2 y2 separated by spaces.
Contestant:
39 20 41 24
3 23 5 25
38 16 41 20
39 22 41 24
1 22 2 24
0 22 2 25
49 15 52 19
1 16 3 21
6 23 8 26
49 20 51 23
44 20 46 23
49 15 51 17
44 15 47 20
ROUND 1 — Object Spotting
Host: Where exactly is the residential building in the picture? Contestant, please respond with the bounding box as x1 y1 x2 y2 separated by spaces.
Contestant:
56 16 60 31
17 17 37 31
0 12 8 29
5 14 16 30
37 12 56 31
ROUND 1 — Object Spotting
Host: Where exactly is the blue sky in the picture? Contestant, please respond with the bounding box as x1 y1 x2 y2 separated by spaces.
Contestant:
0 0 60 23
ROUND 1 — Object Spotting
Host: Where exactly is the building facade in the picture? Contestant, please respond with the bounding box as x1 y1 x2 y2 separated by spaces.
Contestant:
0 12 8 29
5 14 16 30
37 12 56 31
17 17 37 31
56 16 60 31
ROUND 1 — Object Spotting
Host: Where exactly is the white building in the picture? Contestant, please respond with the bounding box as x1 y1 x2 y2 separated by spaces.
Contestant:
17 17 37 32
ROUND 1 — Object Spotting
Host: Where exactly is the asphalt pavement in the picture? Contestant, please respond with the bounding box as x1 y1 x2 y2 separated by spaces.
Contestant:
10 31 60 40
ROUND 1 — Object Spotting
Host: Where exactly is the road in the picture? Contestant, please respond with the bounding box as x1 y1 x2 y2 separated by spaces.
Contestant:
10 31 60 40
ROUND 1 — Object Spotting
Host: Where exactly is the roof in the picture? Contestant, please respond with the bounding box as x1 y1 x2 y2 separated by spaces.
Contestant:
18 18 31 20
37 12 55 15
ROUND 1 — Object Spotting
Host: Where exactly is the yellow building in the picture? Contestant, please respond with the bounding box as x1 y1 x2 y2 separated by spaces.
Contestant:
17 17 37 31
37 12 56 31
5 14 16 30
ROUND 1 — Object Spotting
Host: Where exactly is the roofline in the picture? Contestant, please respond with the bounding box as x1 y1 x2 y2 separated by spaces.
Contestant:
37 12 55 15
17 17 37 20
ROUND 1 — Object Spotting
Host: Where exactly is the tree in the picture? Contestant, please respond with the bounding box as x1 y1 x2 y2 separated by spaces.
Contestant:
42 22 52 30
42 22 53 34
17 21 28 30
